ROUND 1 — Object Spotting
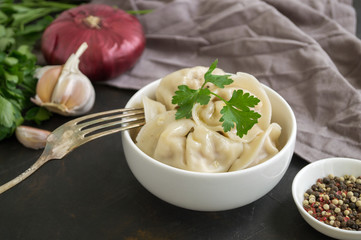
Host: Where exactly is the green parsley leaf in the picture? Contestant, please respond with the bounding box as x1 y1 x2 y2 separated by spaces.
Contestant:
25 107 52 125
172 85 199 119
220 105 261 138
197 88 211 105
0 94 23 140
204 59 233 88
126 9 153 15
227 89 260 111
220 90 261 137
0 95 16 128
0 10 8 24
172 59 262 138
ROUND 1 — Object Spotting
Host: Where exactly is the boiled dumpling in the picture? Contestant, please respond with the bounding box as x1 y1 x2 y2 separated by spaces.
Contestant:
142 96 166 122
135 66 282 173
185 125 243 172
153 119 195 170
229 123 282 171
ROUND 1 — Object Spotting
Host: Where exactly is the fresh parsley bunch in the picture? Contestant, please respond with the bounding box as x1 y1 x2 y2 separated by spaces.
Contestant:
172 60 261 138
0 45 51 140
0 0 76 140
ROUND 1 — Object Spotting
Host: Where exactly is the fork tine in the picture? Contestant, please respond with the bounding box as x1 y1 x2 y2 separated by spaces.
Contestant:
77 108 144 130
77 107 145 144
74 107 144 124
81 115 145 136
81 120 145 144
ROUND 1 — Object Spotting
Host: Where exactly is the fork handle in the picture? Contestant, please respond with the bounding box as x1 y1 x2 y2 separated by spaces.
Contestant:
0 154 51 194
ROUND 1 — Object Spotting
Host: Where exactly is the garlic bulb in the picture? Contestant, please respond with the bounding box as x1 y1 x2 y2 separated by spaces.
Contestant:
32 42 95 116
15 126 50 149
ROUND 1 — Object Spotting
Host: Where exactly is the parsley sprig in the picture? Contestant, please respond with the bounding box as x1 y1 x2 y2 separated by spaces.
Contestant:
172 59 261 138
0 0 77 140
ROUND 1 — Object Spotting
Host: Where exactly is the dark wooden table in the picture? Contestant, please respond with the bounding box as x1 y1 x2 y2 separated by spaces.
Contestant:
0 85 316 240
1 2 360 239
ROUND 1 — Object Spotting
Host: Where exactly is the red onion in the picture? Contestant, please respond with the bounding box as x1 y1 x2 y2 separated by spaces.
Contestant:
41 4 145 82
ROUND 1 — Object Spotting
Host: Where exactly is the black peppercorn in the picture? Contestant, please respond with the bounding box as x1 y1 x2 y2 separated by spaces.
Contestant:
323 177 330 184
347 220 354 226
341 205 348 211
341 221 347 228
306 189 313 195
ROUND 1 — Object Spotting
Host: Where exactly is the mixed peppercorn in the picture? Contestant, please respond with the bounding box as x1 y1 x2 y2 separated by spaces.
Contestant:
303 174 361 231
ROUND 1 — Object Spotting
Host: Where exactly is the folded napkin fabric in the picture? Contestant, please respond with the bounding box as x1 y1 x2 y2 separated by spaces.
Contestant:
95 0 361 163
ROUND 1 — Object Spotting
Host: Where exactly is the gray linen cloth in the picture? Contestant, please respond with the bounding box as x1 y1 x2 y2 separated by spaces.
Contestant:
94 0 361 163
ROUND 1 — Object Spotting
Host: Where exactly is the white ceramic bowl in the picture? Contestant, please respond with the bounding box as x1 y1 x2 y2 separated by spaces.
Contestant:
122 79 297 211
292 157 361 240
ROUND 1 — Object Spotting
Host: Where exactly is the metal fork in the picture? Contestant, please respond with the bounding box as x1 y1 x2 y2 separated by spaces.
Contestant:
0 107 145 194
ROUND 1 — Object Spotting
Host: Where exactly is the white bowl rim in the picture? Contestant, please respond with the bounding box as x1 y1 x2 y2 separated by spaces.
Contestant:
123 79 297 178
292 157 361 236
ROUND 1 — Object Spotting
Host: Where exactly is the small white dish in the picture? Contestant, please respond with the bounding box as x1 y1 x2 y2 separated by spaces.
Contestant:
122 79 297 211
292 157 361 240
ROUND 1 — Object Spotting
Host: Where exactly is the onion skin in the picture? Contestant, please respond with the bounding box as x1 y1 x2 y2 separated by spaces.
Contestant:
41 4 146 82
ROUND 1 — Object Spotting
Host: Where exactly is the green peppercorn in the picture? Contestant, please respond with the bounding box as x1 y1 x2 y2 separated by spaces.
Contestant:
347 191 354 199
323 194 330 201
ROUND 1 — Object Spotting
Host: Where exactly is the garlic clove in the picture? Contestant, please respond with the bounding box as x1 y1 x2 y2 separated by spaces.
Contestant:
15 126 51 149
63 75 95 113
35 65 62 103
32 42 95 116
48 73 95 115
